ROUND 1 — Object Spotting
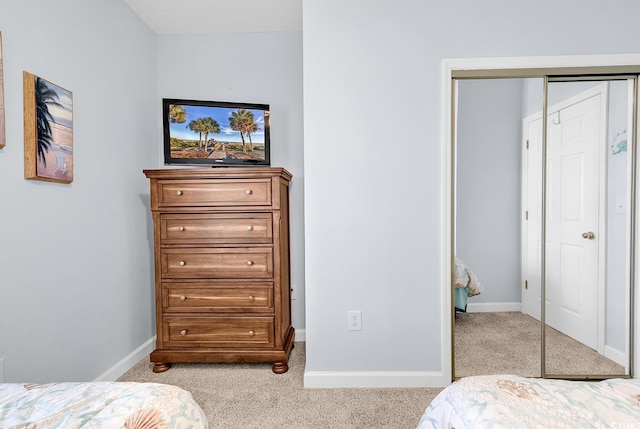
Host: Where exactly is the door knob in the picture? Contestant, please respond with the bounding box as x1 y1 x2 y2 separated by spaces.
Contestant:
582 231 595 240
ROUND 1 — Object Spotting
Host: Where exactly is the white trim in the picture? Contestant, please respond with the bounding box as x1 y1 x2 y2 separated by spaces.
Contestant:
521 113 539 320
303 370 451 388
605 345 628 367
295 329 306 342
441 57 454 388
93 336 156 381
466 302 522 313
443 53 640 382
444 54 640 73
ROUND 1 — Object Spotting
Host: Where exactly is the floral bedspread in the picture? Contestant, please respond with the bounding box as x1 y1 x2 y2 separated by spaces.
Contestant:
417 374 640 429
0 381 208 429
454 258 484 297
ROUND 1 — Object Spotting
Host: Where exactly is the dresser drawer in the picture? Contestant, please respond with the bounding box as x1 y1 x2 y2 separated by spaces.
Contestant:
158 179 271 207
161 247 273 279
163 282 273 312
160 213 273 244
163 316 275 348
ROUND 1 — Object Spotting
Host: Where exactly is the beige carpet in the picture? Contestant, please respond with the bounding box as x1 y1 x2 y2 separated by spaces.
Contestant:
455 311 542 378
118 312 624 428
118 343 442 429
455 311 625 378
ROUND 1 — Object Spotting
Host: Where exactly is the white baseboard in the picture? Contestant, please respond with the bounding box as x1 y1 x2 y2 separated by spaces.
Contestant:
604 345 627 367
466 302 521 313
94 336 156 382
303 370 450 388
295 329 306 342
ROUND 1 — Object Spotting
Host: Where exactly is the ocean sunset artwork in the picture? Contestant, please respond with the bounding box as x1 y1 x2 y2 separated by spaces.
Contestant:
24 72 73 183
36 79 73 181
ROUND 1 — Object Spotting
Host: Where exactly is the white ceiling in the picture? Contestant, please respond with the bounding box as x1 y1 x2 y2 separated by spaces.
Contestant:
122 0 302 34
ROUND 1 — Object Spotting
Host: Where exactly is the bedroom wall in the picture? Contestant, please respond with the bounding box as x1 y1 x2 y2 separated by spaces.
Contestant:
154 32 305 332
0 0 157 382
456 79 524 307
303 0 640 387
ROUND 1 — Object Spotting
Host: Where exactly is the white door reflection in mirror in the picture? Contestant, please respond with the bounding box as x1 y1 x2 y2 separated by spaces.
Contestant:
544 79 631 377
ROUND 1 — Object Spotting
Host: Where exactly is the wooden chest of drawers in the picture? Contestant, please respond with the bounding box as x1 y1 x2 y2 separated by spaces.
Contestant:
143 167 294 373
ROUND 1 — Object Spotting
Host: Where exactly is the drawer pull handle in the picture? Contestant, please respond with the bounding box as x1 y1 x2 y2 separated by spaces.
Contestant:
248 330 254 337
247 225 253 231
246 261 253 266
245 189 252 195
176 190 183 196
180 295 186 301
178 226 185 232
248 295 254 302
180 329 187 336
179 261 186 266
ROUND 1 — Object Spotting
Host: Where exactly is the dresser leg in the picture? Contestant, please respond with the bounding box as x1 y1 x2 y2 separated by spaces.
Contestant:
272 361 289 374
153 362 171 373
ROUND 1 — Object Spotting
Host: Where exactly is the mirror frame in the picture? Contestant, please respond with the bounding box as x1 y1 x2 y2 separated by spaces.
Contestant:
442 55 640 382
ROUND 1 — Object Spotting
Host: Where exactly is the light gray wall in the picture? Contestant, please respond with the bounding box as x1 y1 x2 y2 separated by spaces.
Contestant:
303 0 640 378
155 32 305 330
456 79 524 305
0 0 157 381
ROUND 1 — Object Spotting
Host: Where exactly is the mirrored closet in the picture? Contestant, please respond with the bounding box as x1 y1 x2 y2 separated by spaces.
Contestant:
451 69 637 380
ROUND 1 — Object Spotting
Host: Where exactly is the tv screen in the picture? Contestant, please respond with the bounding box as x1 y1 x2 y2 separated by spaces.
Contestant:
162 98 270 167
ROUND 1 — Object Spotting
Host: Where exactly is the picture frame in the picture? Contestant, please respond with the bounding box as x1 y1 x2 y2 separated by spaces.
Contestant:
23 71 73 183
0 32 5 150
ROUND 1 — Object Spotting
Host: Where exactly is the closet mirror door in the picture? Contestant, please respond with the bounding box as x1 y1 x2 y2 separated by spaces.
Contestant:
542 78 634 378
454 77 543 379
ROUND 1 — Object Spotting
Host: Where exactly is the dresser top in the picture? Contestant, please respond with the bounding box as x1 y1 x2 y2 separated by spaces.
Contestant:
143 167 292 181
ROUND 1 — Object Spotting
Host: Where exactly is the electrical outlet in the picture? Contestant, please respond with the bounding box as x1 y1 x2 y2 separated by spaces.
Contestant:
348 310 362 331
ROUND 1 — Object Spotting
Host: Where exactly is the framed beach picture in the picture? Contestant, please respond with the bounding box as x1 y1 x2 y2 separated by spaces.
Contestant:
0 32 5 149
23 71 73 183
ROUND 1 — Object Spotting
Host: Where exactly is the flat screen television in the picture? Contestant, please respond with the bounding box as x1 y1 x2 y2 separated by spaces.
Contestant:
162 98 270 166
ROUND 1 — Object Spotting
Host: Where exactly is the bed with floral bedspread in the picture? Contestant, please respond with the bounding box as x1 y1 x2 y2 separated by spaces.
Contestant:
0 381 208 428
417 374 640 429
